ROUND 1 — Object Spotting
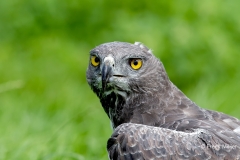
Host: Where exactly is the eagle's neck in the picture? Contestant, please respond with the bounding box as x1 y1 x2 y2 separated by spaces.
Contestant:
99 82 179 129
100 91 129 129
100 82 200 129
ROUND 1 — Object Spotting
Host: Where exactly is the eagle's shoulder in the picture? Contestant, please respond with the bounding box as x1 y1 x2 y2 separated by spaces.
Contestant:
107 123 240 160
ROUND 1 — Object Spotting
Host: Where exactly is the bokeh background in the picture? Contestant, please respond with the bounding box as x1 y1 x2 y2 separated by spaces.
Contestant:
0 0 240 159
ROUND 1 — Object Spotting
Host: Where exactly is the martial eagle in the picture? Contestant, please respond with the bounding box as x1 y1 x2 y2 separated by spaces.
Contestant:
86 42 240 160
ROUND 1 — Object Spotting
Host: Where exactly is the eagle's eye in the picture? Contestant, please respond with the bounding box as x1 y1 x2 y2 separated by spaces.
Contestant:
91 55 100 67
129 58 142 70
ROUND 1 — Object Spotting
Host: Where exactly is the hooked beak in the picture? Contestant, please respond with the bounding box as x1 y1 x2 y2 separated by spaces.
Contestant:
102 62 113 91
102 55 114 91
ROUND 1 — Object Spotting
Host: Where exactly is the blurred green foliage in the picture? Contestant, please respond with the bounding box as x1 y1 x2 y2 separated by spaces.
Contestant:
0 0 240 159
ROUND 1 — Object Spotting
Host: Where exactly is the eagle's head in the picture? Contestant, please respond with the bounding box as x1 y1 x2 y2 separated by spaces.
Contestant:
86 42 171 127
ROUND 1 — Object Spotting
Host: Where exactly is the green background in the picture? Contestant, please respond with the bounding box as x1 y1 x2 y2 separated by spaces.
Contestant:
0 0 240 159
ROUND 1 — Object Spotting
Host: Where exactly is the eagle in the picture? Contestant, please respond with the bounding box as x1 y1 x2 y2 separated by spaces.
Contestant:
86 42 240 160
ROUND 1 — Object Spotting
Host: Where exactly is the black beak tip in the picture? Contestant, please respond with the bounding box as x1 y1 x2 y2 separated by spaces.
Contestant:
102 80 107 91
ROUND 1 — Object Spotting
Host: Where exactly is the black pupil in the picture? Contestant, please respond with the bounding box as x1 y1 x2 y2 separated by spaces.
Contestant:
133 60 138 65
95 57 100 63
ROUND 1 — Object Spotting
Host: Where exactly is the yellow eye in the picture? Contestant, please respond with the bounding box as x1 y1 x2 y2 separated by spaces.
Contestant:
91 55 100 67
130 58 142 70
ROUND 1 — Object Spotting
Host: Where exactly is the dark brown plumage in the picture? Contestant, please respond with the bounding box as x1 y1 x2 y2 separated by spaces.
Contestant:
86 42 240 160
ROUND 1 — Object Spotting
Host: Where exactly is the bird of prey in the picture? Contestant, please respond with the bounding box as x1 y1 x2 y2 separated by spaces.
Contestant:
86 42 240 160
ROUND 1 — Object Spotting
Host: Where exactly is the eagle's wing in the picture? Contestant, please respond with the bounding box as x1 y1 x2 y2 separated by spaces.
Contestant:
107 123 240 160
